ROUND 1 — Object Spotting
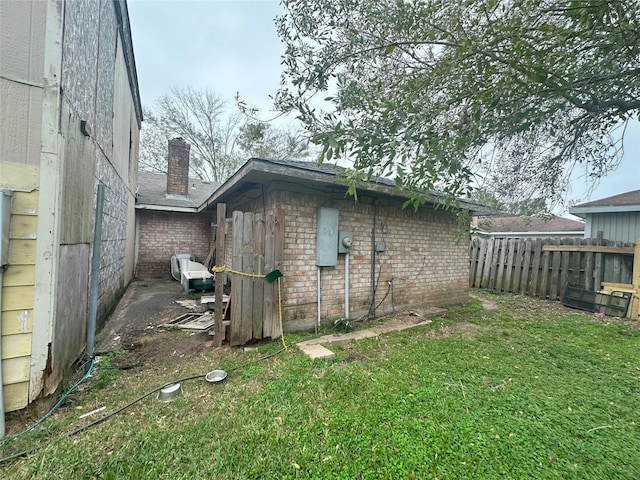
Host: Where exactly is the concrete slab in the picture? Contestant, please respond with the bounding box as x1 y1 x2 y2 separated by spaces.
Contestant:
296 308 446 359
369 318 437 335
96 279 185 353
298 343 335 360
345 330 379 342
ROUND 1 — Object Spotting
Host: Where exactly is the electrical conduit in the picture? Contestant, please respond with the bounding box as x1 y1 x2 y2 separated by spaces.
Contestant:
87 183 105 360
0 265 5 439
317 266 321 331
345 251 349 320
0 189 15 439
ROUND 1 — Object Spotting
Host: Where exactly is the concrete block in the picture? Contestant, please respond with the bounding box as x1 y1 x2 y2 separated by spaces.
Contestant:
298 343 335 360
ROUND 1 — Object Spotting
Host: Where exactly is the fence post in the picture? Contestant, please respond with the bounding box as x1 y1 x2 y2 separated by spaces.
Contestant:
213 203 226 347
469 239 479 288
594 231 604 291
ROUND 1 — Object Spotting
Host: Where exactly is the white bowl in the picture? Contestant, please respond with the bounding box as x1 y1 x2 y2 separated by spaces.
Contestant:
157 383 182 402
205 370 228 383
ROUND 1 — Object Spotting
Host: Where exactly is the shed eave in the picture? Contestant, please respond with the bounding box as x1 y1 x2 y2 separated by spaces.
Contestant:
569 205 640 215
135 204 199 213
198 158 481 213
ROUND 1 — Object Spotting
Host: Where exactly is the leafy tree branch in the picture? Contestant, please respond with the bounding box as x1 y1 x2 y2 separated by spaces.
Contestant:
276 0 639 209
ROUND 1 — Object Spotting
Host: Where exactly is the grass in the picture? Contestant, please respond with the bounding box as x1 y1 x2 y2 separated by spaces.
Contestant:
2 292 639 479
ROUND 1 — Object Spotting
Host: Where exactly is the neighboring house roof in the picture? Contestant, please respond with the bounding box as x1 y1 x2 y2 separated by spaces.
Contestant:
569 189 640 217
475 215 584 237
136 171 219 212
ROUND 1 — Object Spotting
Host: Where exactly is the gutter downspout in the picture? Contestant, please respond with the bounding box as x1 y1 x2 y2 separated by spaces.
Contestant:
86 183 105 361
0 265 5 438
0 189 14 439
0 265 6 440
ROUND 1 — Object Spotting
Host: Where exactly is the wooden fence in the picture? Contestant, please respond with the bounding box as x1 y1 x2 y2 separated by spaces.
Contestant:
469 236 635 300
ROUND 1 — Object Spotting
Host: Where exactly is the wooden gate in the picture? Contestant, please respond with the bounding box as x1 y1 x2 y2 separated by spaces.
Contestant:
224 210 284 346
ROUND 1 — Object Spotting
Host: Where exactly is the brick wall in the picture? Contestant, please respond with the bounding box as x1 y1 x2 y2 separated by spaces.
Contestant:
231 188 469 329
167 138 190 196
136 210 213 278
95 150 135 324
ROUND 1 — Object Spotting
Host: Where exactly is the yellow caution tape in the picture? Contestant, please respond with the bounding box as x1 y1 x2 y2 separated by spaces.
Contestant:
212 265 288 350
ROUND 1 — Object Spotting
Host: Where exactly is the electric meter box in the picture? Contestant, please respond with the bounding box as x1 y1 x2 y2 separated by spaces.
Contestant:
316 208 339 266
338 231 353 253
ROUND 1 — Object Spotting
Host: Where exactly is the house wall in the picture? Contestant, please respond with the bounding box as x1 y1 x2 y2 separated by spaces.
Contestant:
113 23 140 290
0 0 47 412
0 0 46 168
1 0 141 411
38 0 141 397
231 186 469 331
0 187 39 412
136 211 213 278
584 212 640 244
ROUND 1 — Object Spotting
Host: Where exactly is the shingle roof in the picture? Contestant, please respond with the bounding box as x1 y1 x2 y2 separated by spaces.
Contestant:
244 158 485 211
251 157 396 186
569 189 640 216
477 215 584 233
136 157 486 214
136 171 219 210
571 189 640 209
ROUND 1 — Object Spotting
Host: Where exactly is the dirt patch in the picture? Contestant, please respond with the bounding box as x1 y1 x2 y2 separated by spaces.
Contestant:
342 352 370 363
423 321 482 339
367 306 445 329
126 330 215 365
470 293 498 310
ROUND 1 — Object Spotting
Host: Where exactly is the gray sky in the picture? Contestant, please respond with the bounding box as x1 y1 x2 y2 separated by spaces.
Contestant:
129 0 284 114
128 0 639 209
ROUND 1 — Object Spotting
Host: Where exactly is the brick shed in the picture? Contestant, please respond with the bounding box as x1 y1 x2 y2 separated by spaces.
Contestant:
203 158 479 338
135 146 481 340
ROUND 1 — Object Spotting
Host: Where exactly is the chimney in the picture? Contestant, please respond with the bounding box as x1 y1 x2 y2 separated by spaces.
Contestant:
166 137 190 197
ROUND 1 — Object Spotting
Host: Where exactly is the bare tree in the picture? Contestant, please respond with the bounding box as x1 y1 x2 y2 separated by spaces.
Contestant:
139 87 242 182
140 86 311 182
237 121 310 160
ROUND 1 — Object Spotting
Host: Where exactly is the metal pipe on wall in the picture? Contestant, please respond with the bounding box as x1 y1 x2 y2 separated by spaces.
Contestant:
0 266 5 439
345 252 350 320
0 189 15 439
86 183 105 361
369 199 377 317
317 266 321 330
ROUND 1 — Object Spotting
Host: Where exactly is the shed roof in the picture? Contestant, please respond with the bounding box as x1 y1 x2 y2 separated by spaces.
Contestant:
569 189 640 216
198 157 486 214
136 158 486 214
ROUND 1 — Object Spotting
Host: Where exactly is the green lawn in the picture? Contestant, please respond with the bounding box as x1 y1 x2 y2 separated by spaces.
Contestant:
2 292 639 479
